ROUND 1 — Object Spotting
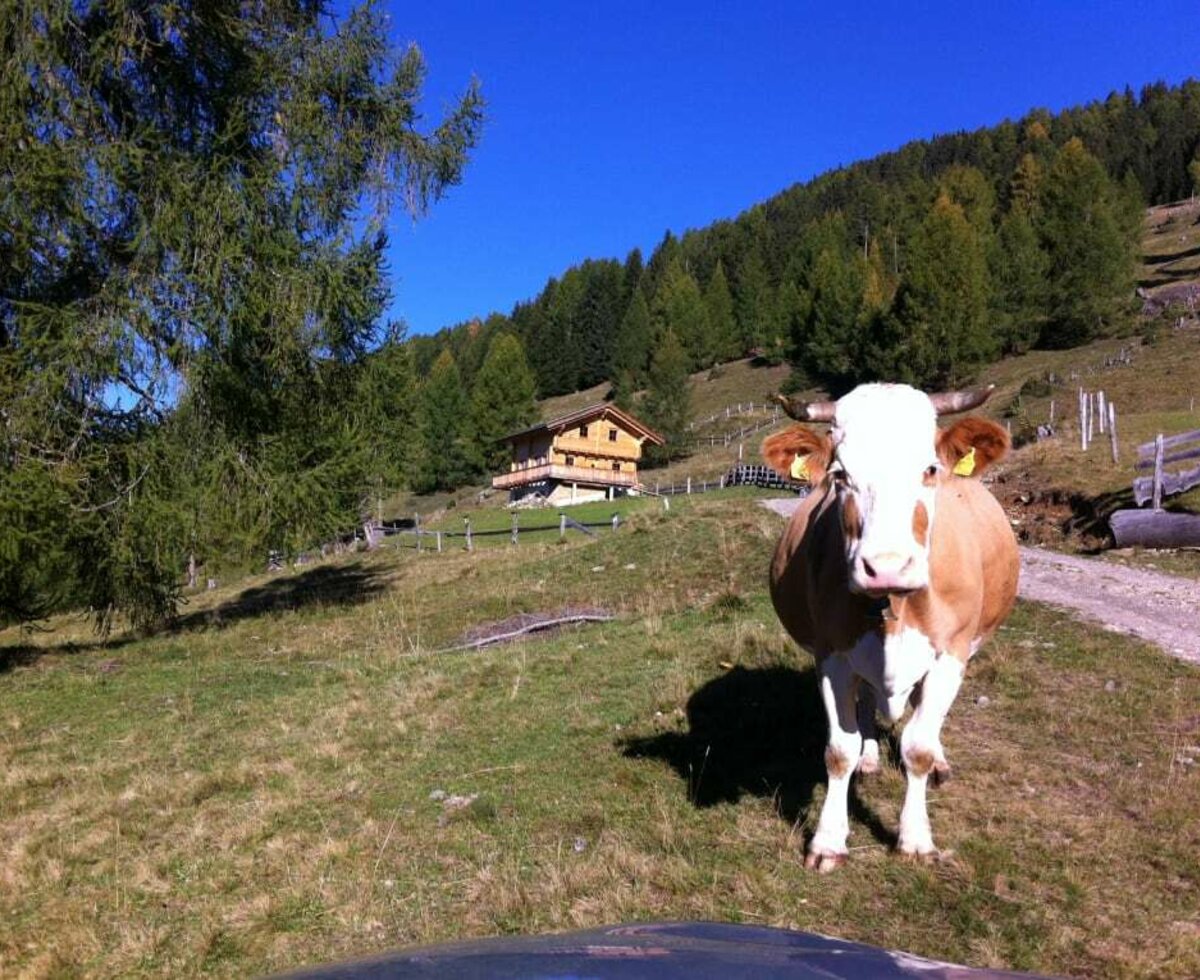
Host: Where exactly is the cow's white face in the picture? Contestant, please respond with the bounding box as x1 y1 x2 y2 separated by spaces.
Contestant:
830 385 941 596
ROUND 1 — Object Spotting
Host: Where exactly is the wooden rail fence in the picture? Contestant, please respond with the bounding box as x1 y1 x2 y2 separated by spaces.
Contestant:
1110 426 1200 548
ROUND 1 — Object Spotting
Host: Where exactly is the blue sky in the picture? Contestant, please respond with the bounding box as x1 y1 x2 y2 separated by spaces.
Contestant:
373 1 1200 339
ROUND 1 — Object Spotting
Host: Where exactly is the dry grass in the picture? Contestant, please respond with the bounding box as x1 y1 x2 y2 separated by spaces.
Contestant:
2 495 1199 978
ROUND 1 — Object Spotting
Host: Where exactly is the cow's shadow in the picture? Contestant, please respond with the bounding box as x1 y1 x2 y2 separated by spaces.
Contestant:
620 664 896 848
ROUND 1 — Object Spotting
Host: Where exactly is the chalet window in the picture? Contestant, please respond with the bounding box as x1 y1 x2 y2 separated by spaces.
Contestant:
579 425 588 437
611 462 621 471
565 455 575 466
608 428 618 442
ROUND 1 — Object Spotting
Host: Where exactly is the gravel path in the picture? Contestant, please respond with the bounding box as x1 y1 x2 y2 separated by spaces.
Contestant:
759 498 1200 666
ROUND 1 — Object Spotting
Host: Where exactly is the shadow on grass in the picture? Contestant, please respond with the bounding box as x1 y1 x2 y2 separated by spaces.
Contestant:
171 562 390 632
1 561 391 672
620 664 895 848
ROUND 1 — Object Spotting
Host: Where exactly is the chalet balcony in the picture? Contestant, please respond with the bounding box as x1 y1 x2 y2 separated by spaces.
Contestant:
492 462 637 491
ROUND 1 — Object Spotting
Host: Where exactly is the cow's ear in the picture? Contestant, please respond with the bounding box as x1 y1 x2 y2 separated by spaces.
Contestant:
936 416 1010 477
762 426 833 484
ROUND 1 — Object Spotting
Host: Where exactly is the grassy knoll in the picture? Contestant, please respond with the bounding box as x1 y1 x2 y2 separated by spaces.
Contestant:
2 495 1199 978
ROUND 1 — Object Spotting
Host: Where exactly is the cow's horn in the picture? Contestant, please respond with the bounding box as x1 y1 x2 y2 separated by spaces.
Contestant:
772 393 836 422
928 385 995 416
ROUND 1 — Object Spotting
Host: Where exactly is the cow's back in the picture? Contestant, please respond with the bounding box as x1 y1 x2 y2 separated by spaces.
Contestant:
926 476 1019 652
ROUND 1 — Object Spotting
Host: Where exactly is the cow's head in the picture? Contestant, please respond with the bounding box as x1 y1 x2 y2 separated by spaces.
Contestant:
764 383 1009 597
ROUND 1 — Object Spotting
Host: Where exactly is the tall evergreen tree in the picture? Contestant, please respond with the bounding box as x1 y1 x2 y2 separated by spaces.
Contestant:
704 260 740 361
0 0 483 625
893 194 995 387
734 246 772 351
612 288 653 392
799 248 865 393
414 351 477 493
651 258 712 370
991 210 1049 354
1038 138 1138 347
470 334 538 473
641 329 692 463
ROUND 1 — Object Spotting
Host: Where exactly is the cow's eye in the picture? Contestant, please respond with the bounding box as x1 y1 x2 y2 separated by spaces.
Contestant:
923 464 939 484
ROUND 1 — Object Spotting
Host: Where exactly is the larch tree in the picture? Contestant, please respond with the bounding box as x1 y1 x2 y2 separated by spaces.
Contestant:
0 0 483 627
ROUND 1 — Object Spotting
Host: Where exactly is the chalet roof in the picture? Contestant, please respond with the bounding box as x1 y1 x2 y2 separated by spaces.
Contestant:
501 403 665 446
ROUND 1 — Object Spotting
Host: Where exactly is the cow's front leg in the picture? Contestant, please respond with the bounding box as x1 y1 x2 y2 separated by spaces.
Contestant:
898 653 964 858
856 684 880 776
807 656 862 872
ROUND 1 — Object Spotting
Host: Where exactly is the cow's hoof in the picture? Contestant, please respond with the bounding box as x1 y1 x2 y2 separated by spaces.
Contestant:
931 760 952 786
804 849 848 873
897 843 941 863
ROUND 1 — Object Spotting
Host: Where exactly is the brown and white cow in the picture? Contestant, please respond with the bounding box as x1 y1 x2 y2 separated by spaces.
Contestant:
763 383 1019 871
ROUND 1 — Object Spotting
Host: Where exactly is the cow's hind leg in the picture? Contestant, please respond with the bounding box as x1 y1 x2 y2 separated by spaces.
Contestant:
898 653 964 858
806 656 862 873
856 684 880 776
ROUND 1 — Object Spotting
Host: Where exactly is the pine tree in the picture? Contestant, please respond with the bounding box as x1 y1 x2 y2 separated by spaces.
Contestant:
642 329 692 463
1038 138 1138 347
704 260 740 361
470 334 538 473
612 289 653 390
799 249 865 393
734 246 772 351
991 210 1049 354
893 194 995 387
651 259 712 370
414 351 478 492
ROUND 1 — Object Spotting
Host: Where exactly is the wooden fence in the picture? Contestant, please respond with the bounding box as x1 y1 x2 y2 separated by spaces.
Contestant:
1110 426 1200 548
689 409 785 448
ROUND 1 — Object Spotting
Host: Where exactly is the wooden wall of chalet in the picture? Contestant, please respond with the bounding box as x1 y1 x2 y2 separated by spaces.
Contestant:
552 420 644 465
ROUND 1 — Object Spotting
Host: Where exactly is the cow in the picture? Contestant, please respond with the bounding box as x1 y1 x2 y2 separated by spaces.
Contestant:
762 383 1019 872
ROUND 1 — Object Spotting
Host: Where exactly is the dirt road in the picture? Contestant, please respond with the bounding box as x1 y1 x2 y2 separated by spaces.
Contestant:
759 498 1200 666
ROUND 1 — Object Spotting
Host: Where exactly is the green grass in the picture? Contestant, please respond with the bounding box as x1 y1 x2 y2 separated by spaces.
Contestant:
2 495 1199 978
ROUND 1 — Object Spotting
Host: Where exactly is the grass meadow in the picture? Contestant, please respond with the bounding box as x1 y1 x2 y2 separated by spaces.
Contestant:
3 493 1199 977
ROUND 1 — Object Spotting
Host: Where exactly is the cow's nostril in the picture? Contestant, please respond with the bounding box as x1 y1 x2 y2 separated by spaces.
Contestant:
862 557 877 579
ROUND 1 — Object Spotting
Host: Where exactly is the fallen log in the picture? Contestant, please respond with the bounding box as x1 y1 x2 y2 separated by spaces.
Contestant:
1110 509 1200 549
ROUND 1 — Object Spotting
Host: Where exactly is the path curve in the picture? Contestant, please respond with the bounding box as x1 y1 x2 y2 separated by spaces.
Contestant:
759 498 1200 666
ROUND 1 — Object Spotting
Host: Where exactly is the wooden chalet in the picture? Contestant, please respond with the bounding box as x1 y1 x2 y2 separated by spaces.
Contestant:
493 404 665 505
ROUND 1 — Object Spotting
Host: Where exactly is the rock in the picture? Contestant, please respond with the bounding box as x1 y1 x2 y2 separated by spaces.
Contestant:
429 789 447 801
573 837 588 853
975 695 990 707
1104 680 1118 693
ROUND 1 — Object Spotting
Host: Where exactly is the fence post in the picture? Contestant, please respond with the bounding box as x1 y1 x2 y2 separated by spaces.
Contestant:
415 512 422 553
1098 391 1106 434
1049 399 1055 426
1108 403 1118 464
559 513 566 540
686 476 691 494
612 513 620 531
436 531 443 553
1153 434 1165 511
663 497 670 511
511 512 519 545
738 442 743 461
1079 388 1087 451
720 474 725 489
464 517 473 552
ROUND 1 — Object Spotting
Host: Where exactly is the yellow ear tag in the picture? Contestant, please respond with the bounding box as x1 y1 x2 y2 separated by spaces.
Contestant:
952 447 976 477
789 454 810 482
